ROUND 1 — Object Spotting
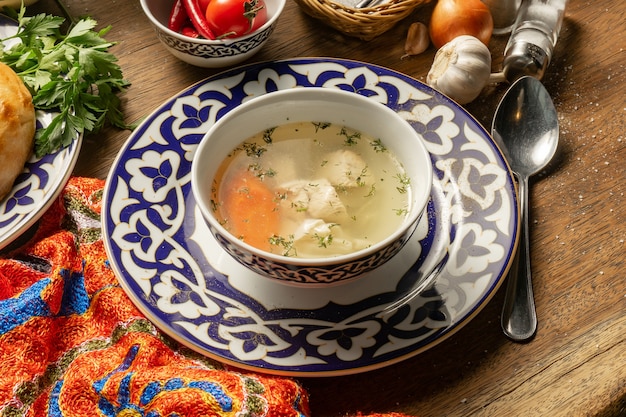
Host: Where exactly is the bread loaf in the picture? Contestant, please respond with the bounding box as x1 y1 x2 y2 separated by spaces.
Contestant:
0 62 35 200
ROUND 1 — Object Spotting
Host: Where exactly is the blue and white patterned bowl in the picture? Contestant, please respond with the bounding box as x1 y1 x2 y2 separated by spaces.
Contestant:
140 0 285 68
191 88 433 286
0 0 40 8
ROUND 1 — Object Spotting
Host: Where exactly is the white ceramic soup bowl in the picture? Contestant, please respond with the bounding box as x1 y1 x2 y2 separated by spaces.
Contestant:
140 0 285 68
191 88 433 286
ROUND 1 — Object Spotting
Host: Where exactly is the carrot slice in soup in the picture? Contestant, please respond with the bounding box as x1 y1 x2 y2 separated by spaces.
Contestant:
221 171 279 252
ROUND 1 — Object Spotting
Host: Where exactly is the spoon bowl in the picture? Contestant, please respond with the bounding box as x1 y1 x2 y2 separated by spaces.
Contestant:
494 78 560 176
492 76 559 342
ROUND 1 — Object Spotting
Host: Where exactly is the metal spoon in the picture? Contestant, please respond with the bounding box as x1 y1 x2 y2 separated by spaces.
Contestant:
492 76 559 342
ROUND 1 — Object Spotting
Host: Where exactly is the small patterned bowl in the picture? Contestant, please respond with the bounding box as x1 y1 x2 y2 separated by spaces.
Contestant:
0 0 40 7
140 0 285 68
191 88 433 286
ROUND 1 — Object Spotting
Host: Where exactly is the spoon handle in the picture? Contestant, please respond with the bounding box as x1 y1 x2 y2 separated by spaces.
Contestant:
501 174 538 342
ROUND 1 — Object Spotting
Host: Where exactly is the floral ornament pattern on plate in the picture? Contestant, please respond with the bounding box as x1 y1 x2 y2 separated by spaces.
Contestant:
103 58 518 376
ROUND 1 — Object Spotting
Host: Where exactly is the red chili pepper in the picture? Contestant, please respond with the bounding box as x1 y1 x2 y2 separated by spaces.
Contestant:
181 25 200 38
182 0 216 39
168 0 188 33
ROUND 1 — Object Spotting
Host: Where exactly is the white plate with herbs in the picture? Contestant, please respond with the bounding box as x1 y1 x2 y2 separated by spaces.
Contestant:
0 15 81 251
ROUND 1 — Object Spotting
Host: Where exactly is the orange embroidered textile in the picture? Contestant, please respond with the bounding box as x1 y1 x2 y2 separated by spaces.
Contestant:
0 177 310 417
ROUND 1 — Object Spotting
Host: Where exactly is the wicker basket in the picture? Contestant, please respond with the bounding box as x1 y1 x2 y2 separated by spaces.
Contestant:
294 0 432 41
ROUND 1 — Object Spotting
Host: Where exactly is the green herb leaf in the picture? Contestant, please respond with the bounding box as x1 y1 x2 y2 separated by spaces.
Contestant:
0 5 130 157
269 234 297 257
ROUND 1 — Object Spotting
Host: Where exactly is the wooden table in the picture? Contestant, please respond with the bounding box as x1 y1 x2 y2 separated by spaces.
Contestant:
29 0 626 415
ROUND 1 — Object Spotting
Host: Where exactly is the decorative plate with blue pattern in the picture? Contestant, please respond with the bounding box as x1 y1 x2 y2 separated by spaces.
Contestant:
103 58 519 376
0 16 82 251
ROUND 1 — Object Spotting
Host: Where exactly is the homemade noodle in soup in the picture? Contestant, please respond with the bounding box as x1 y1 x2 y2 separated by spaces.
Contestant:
210 121 411 258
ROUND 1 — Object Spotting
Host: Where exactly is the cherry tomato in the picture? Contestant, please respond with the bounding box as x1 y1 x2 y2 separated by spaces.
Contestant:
205 0 268 39
199 0 210 10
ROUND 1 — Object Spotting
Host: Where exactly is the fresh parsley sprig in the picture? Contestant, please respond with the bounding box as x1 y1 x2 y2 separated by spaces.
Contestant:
0 6 130 157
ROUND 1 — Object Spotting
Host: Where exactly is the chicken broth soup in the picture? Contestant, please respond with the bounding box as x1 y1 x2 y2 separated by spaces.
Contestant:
210 121 411 258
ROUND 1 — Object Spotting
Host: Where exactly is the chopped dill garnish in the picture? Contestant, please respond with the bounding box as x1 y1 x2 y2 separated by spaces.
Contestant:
339 127 361 146
249 163 276 180
312 224 338 248
273 192 288 203
393 208 409 216
364 184 376 197
355 166 369 187
241 142 267 158
313 233 333 248
263 127 276 143
395 173 410 194
313 122 331 132
291 200 308 212
371 139 387 152
269 234 297 257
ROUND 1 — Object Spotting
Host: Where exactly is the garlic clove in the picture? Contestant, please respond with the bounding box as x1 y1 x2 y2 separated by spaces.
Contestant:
402 22 430 58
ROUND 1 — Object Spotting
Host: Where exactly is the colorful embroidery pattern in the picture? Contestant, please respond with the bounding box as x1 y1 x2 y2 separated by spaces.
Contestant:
0 177 310 417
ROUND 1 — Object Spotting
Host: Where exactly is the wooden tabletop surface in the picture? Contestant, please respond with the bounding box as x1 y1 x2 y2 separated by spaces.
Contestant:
28 0 625 416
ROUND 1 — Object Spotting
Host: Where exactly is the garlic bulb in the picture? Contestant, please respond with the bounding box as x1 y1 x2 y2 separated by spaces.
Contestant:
426 35 492 104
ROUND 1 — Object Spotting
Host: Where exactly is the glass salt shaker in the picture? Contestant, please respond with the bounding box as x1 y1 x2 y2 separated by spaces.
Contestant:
483 0 522 35
502 0 570 82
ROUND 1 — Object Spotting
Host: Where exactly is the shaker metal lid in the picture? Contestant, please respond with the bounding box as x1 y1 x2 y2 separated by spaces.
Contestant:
503 41 550 82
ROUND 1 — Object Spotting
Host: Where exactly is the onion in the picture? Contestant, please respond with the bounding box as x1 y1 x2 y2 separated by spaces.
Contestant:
429 0 494 49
